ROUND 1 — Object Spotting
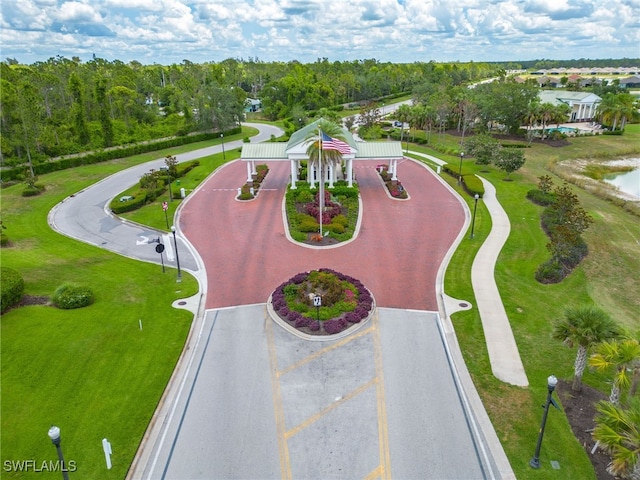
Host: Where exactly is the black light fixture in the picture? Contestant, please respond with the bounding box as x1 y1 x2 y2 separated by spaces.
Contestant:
470 193 480 239
170 225 182 282
48 426 70 480
458 151 464 185
530 375 560 469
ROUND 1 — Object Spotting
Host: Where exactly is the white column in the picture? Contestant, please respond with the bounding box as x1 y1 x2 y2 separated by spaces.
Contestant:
347 158 353 187
251 160 257 176
328 163 335 188
290 159 297 188
246 161 252 182
391 159 398 181
310 161 316 189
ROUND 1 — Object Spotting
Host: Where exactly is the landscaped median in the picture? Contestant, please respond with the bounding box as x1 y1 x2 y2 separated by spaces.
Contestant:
268 268 375 339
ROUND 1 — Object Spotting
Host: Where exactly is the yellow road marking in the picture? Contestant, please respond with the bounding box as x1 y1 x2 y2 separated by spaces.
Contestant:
266 313 292 480
277 325 375 377
364 464 383 480
284 377 378 439
373 311 392 480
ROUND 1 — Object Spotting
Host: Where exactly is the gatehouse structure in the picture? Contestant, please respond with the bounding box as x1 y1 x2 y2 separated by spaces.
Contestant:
240 119 404 188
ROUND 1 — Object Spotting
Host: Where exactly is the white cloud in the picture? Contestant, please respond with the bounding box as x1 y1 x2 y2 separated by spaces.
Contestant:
1 0 638 64
54 1 103 23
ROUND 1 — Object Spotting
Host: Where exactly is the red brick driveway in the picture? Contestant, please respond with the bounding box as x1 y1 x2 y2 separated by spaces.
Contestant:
179 159 464 311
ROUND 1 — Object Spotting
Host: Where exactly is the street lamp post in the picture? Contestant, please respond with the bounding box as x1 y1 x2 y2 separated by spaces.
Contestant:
470 194 480 239
220 133 226 160
47 426 70 480
458 151 464 185
171 225 182 282
530 375 559 469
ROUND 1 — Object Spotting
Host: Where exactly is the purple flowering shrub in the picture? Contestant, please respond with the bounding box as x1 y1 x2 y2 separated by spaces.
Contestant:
305 191 343 225
271 269 374 335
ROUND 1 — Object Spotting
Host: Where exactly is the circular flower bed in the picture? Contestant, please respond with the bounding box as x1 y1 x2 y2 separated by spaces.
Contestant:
271 268 374 336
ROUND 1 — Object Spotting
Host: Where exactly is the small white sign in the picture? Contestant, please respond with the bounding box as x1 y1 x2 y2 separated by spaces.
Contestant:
313 296 322 307
102 438 112 470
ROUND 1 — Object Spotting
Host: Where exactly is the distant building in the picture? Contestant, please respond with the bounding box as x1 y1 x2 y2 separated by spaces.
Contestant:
538 91 602 122
619 75 640 88
244 98 262 113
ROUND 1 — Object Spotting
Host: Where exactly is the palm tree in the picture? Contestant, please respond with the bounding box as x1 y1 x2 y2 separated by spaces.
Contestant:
304 119 348 178
595 93 639 132
523 103 540 145
395 104 412 149
552 305 620 392
304 119 350 233
590 338 640 405
538 102 555 140
593 398 640 479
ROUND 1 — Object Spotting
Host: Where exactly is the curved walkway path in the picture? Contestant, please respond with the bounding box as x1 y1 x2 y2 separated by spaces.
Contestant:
471 178 528 386
408 151 528 387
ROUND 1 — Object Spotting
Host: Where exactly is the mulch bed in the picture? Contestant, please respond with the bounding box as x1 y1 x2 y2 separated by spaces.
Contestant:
556 379 614 479
2 295 51 315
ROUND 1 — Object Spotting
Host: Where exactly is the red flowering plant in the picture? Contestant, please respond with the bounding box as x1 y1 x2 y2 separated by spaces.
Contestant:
305 191 343 224
271 268 374 336
377 166 408 199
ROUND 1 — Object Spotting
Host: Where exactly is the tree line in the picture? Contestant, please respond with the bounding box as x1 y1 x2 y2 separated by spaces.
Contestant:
0 57 501 169
2 55 638 177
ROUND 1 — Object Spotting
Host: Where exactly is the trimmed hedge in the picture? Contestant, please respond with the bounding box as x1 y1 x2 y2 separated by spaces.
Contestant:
1 267 24 313
461 175 485 197
1 128 239 182
526 189 557 206
52 283 95 310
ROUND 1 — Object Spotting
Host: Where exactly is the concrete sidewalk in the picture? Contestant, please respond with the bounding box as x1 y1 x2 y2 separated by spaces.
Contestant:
472 178 528 386
409 150 529 387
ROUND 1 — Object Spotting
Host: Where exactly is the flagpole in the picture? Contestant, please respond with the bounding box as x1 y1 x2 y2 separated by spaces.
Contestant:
318 127 324 238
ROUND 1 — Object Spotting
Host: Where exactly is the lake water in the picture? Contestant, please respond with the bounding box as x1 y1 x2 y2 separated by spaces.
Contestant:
603 159 640 199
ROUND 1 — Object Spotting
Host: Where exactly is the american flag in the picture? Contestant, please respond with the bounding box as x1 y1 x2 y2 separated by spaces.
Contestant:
321 131 351 154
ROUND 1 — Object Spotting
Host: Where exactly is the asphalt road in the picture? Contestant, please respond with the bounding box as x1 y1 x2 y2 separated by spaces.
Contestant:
48 123 283 273
142 306 492 480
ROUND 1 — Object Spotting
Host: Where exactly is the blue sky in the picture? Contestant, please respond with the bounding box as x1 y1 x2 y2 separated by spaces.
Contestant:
2 0 639 65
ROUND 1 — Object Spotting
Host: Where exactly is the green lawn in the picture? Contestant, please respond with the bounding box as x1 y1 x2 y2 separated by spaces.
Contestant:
432 126 640 479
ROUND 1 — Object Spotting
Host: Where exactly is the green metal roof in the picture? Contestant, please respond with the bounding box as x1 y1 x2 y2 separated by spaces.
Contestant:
286 118 356 151
355 142 403 159
240 143 287 159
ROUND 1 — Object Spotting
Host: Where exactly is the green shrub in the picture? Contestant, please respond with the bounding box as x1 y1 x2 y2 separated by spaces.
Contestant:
1 267 24 313
0 232 9 247
297 214 319 232
461 175 484 197
296 190 314 203
535 260 565 284
52 283 95 309
332 214 348 227
526 189 557 206
22 186 43 197
110 192 146 214
328 222 345 234
329 184 359 198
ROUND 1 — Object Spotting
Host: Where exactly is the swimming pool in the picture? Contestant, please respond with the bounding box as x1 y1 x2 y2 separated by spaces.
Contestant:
547 126 578 134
